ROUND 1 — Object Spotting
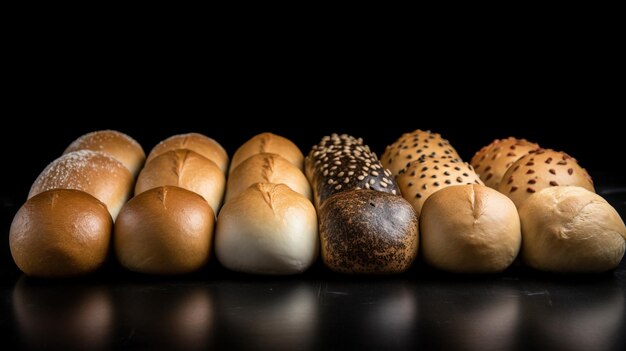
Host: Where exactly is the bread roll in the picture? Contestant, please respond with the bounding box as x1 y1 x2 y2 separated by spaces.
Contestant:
229 133 304 174
319 189 419 274
471 137 540 189
396 158 482 217
306 134 398 207
29 150 134 219
114 186 215 274
215 183 318 275
135 149 225 212
498 149 595 208
225 153 311 203
64 130 146 177
420 184 521 273
147 133 228 173
382 129 461 177
10 189 112 277
519 186 626 273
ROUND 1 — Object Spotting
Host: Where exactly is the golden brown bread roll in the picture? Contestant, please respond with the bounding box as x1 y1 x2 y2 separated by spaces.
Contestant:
29 150 134 219
381 129 461 177
225 153 311 203
64 130 146 177
114 186 215 274
135 149 225 212
498 149 595 208
471 137 539 189
396 158 482 217
215 183 318 275
318 189 419 274
10 189 113 277
420 184 521 273
229 133 304 174
519 186 626 273
147 133 229 173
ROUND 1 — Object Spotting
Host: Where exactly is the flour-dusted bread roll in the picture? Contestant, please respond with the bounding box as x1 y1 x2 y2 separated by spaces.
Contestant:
318 189 419 273
519 186 626 273
498 149 595 208
471 137 540 189
381 129 461 177
225 153 311 203
135 149 225 212
215 183 318 275
229 133 304 174
64 130 146 177
29 150 134 219
114 186 215 274
147 133 229 173
396 158 482 217
10 189 112 277
306 133 398 207
420 184 521 273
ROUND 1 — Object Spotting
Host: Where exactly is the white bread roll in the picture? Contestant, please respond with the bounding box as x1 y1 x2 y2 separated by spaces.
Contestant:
381 129 461 177
114 186 215 274
10 189 112 277
420 184 521 273
229 133 304 174
64 130 146 177
147 133 229 173
471 137 539 189
396 158 482 217
29 150 134 219
225 153 311 203
519 186 626 273
499 148 595 208
215 183 318 275
135 149 225 212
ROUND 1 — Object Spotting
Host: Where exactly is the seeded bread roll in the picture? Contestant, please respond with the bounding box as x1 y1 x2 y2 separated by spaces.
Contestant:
225 153 311 203
319 189 419 273
498 149 595 208
64 130 146 177
135 149 225 212
382 129 461 177
306 134 398 207
114 186 215 274
420 185 521 273
396 159 483 217
147 133 229 173
229 133 304 174
216 183 318 275
471 137 540 189
10 189 112 277
519 186 626 273
29 150 134 219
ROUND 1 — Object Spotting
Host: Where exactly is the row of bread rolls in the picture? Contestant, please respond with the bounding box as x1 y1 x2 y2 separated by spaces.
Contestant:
10 130 145 277
306 134 419 273
382 130 521 273
471 138 623 273
382 130 625 274
215 133 318 274
114 133 228 274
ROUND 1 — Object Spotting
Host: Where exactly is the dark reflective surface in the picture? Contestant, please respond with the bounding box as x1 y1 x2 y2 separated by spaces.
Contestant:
1 184 625 350
3 269 626 351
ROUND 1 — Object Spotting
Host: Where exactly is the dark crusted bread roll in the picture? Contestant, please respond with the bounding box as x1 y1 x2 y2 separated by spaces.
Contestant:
318 189 419 273
306 134 419 274
305 133 398 207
